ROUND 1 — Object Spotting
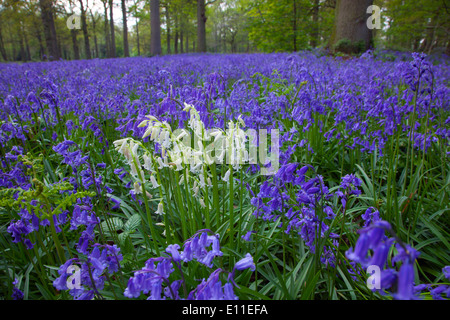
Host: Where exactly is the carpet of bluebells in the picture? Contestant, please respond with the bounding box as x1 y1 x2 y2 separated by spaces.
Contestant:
0 50 449 300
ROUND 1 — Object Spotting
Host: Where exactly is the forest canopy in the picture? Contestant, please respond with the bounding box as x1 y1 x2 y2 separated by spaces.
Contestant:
0 0 448 61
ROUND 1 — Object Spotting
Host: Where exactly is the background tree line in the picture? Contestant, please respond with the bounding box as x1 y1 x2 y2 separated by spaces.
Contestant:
0 0 448 62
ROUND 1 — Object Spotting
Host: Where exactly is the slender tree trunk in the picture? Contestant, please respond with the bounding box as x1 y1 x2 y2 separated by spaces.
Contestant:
185 29 189 53
7 24 16 61
79 0 91 59
165 5 170 54
71 29 80 59
33 22 45 59
310 0 320 47
0 13 8 61
0 23 8 61
231 32 237 53
196 0 207 52
174 14 179 54
39 0 60 60
23 29 31 61
122 0 129 57
180 26 184 53
150 0 161 55
103 1 110 57
330 0 373 53
109 0 116 57
93 27 99 58
18 28 26 61
214 27 218 53
293 0 297 51
136 20 140 55
90 9 99 58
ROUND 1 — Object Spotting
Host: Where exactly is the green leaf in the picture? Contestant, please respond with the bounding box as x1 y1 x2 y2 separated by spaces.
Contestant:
124 214 142 232
101 218 124 234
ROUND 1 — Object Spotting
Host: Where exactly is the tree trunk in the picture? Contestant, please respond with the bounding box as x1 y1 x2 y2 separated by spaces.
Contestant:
79 0 91 59
39 0 60 60
185 29 189 53
293 0 297 51
174 14 179 54
122 0 129 57
93 28 99 58
214 27 218 53
180 26 184 53
102 1 110 58
0 23 8 61
8 24 16 61
18 28 26 61
90 9 99 58
310 0 320 47
24 29 31 61
165 5 170 54
331 0 373 54
196 0 207 52
71 29 80 59
136 20 140 55
33 21 45 59
109 0 116 57
150 0 161 55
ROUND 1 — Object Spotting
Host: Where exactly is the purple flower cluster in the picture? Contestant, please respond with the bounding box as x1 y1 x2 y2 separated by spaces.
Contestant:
251 167 364 267
124 230 254 300
0 146 31 190
11 278 24 300
7 204 68 250
53 244 123 300
346 220 424 300
52 140 88 170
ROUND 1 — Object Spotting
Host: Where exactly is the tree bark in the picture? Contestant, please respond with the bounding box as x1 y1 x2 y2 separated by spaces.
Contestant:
39 0 60 60
71 29 80 59
122 0 129 57
136 20 140 55
33 22 45 59
150 0 162 55
79 0 91 59
18 27 26 61
90 9 99 58
0 22 8 61
293 0 297 51
180 25 184 53
109 0 116 57
102 1 111 58
165 4 170 54
174 14 179 54
197 0 207 52
331 0 373 53
310 0 320 47
23 29 31 61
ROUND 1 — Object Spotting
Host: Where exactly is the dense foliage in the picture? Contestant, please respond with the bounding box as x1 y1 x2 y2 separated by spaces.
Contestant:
0 0 448 62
